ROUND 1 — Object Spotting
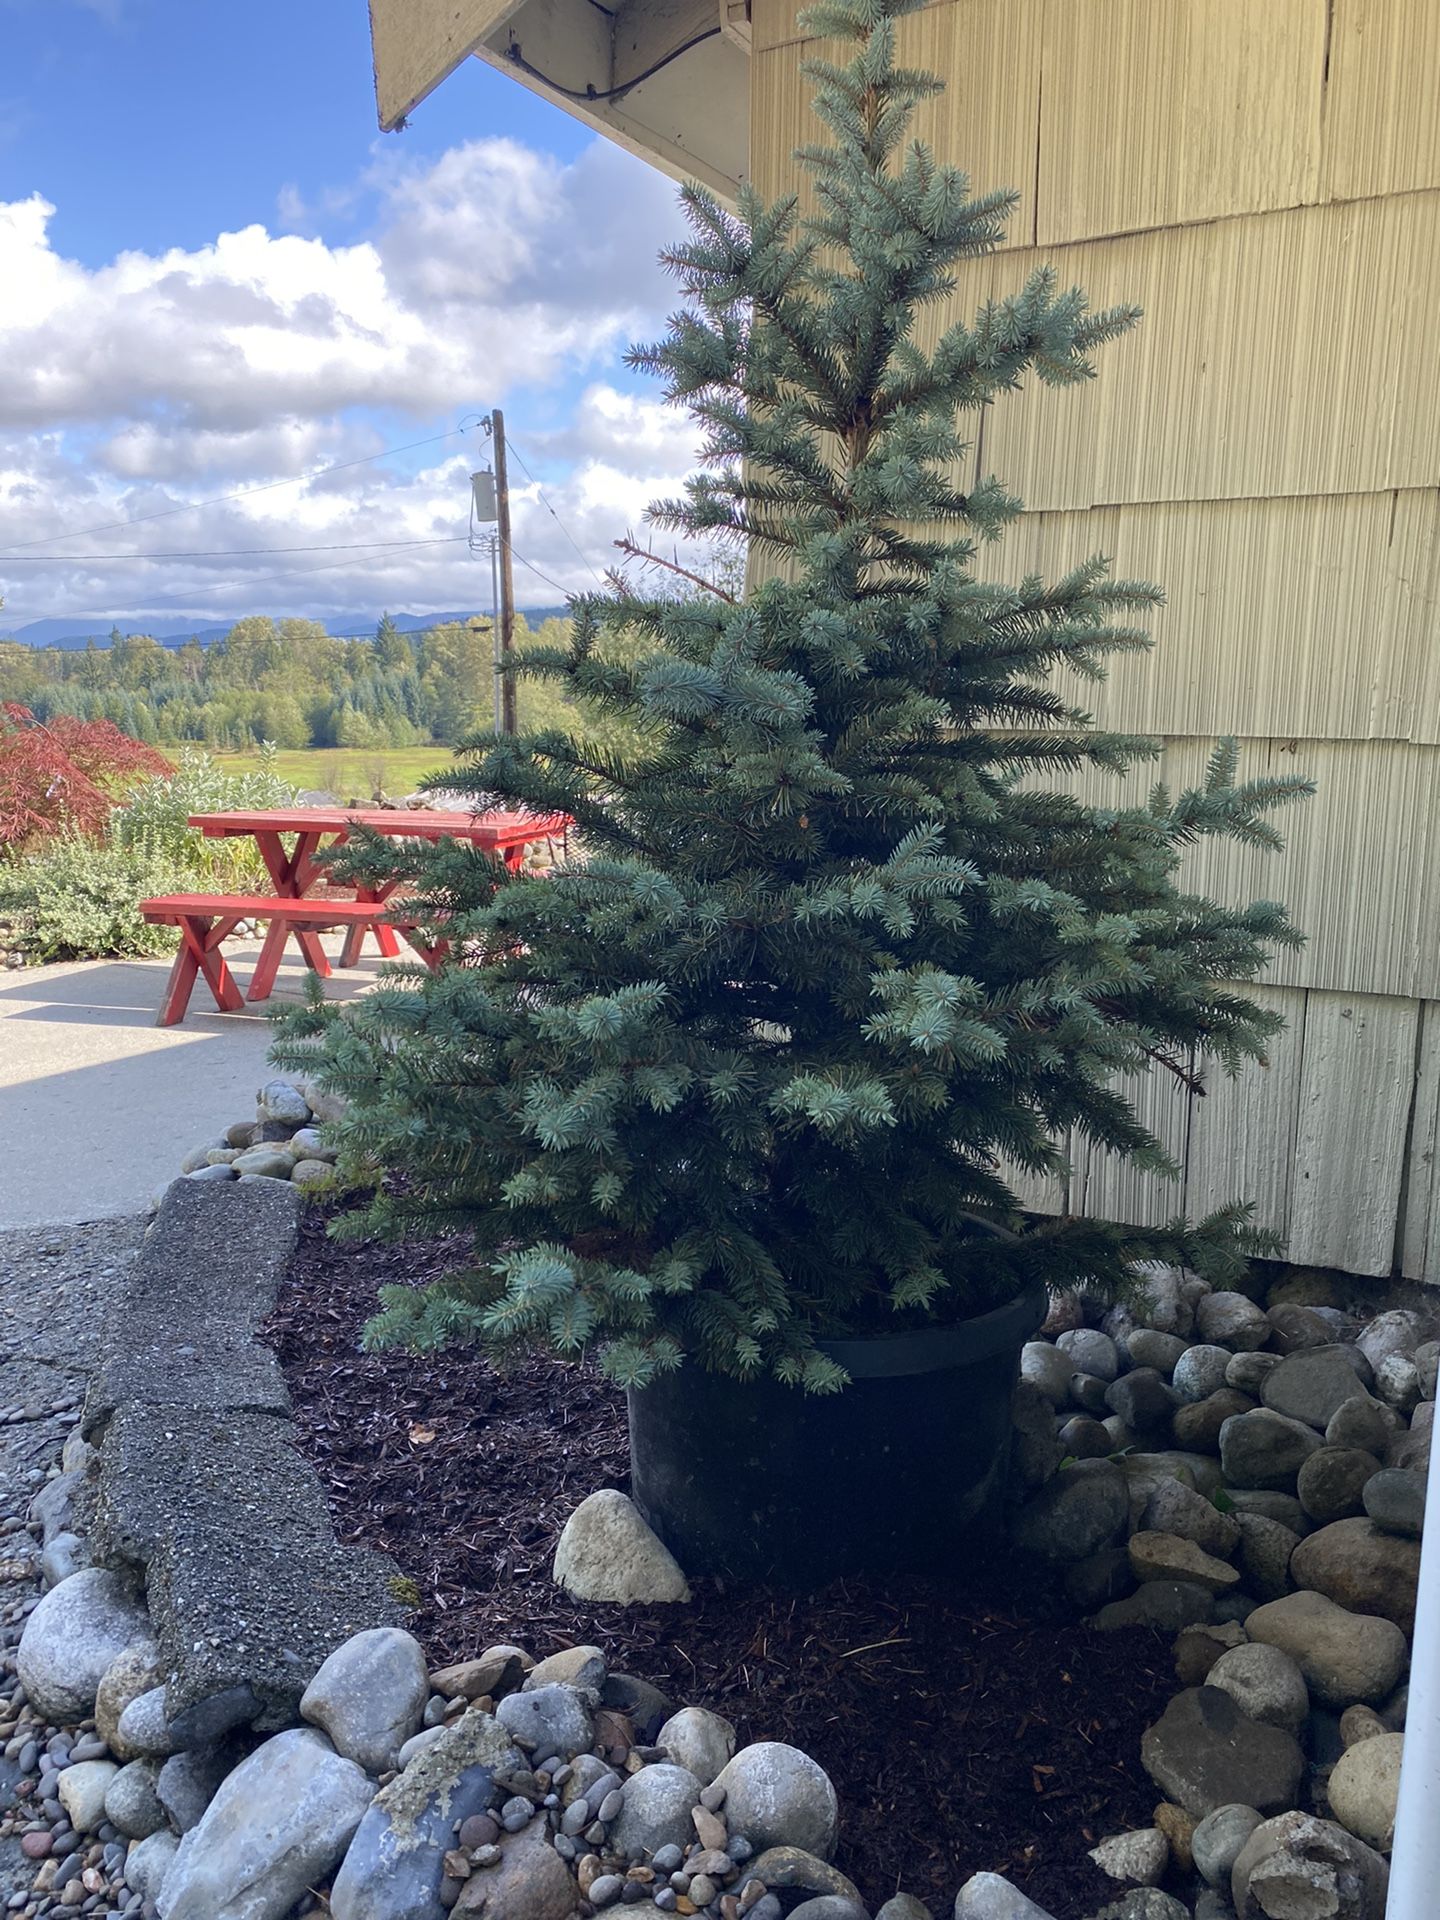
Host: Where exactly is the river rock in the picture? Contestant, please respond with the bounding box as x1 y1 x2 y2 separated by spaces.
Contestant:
1230 1489 1310 1532
1262 1348 1372 1431
1106 1369 1176 1431
1327 1732 1403 1850
1129 1532 1240 1594
430 1652 525 1701
1290 1517 1420 1633
258 1078 312 1127
125 1830 180 1905
1057 1329 1119 1382
657 1707 736 1786
1387 1399 1432 1473
116 1686 176 1760
1085 1893 1189 1920
1126 1331 1190 1376
104 1759 168 1840
1339 1705 1390 1748
1356 1310 1423 1371
1207 1643 1309 1736
1092 1580 1215 1631
749 1848 865 1904
330 1710 522 1920
1231 1811 1389 1919
1374 1353 1421 1412
15 1567 150 1724
712 1741 839 1859
1267 1304 1337 1353
158 1746 244 1836
94 1639 164 1762
1140 1686 1305 1816
1131 1264 1193 1337
1233 1513 1300 1602
1326 1395 1396 1455
1088 1829 1168 1885
608 1762 702 1858
1172 1347 1233 1404
1174 1387 1257 1453
553 1490 691 1604
1244 1592 1407 1707
953 1873 1060 1919
1059 1415 1113 1460
496 1683 593 1757
1012 1381 1065 1486
1228 1352 1282 1396
1193 1804 1264 1887
299 1627 430 1774
1021 1341 1077 1405
1362 1466 1425 1538
1142 1478 1240 1557
1220 1410 1323 1490
455 1813 578 1918
157 1727 372 1920
1297 1447 1381 1524
58 1759 119 1832
1012 1459 1128 1562
1195 1292 1271 1350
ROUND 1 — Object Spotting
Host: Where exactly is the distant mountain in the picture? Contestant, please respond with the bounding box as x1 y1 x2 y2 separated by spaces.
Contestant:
0 606 571 650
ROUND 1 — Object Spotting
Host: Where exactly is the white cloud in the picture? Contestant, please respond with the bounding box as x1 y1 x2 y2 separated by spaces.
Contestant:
0 135 715 627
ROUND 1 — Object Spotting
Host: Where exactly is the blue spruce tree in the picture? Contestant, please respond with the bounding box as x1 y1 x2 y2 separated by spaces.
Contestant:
277 0 1310 1392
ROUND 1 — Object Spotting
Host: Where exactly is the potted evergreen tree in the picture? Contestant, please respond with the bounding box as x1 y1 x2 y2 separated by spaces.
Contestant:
276 0 1309 1583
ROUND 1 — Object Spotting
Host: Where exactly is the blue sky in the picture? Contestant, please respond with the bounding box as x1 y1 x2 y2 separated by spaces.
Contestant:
0 0 696 629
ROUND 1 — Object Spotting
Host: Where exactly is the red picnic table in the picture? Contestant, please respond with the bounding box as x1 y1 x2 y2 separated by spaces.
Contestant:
140 806 568 1025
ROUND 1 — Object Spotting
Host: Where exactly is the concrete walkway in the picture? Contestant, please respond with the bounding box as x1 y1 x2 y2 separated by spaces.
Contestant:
0 939 379 1230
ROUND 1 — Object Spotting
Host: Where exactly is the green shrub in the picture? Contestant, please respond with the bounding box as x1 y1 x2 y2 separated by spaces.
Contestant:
111 743 295 887
0 838 191 961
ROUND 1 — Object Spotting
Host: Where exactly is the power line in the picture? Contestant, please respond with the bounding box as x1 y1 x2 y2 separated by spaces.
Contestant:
0 535 471 564
506 542 575 601
0 428 468 557
505 439 605 587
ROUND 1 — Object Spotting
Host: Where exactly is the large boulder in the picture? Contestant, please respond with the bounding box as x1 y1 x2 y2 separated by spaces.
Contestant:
712 1741 839 1860
16 1567 150 1724
1230 1811 1388 1919
1140 1687 1305 1817
157 1728 372 1920
1290 1517 1420 1634
553 1490 691 1605
299 1628 430 1774
1244 1592 1406 1708
330 1712 523 1920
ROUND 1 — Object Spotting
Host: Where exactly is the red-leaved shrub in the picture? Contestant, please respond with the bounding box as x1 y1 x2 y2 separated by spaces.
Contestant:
0 704 173 853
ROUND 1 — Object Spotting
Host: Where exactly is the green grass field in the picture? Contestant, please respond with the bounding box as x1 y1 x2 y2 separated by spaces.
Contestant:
209 744 469 800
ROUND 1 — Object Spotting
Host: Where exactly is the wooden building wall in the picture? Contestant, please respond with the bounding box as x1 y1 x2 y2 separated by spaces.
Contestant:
749 0 1440 1278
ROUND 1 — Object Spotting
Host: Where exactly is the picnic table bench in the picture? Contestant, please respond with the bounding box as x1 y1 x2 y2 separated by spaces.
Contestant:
140 805 568 1026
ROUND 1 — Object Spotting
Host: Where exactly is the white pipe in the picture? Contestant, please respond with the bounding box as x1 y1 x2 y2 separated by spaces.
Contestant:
1386 1400 1439 1918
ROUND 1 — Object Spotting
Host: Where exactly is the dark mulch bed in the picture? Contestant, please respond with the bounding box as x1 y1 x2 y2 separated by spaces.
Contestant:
261 1211 1178 1917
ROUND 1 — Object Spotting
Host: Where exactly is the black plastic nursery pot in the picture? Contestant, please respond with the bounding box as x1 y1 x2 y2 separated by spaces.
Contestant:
627 1279 1048 1586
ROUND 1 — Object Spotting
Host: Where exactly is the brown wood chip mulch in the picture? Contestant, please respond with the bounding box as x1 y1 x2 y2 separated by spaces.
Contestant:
261 1210 1180 1917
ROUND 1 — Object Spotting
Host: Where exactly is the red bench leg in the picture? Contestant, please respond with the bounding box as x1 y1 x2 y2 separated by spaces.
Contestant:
247 921 289 1003
158 915 244 1025
340 890 401 967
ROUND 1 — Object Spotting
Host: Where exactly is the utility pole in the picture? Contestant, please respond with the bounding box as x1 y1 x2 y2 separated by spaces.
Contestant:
491 408 519 735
